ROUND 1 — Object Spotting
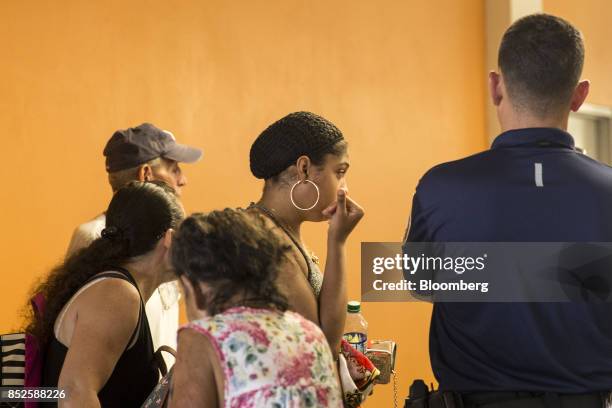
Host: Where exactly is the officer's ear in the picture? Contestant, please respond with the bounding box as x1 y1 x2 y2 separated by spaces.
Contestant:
570 80 590 112
488 71 503 107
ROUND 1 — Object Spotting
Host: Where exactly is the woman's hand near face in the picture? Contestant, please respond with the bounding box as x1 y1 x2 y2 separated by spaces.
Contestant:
178 276 208 322
318 189 364 355
322 189 365 244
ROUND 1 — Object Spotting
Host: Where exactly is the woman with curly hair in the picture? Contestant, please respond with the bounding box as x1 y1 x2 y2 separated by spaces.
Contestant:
28 181 184 407
169 209 342 407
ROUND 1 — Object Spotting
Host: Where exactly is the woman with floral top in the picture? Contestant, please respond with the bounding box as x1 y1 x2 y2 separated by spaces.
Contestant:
169 209 342 407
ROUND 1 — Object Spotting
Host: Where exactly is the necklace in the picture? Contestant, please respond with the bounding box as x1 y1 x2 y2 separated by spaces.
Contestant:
248 202 320 266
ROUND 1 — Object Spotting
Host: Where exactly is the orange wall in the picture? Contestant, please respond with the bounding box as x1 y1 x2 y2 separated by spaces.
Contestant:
0 1 486 405
544 0 612 108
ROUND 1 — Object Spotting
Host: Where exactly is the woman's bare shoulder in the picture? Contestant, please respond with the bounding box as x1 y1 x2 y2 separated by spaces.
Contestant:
244 209 309 274
171 326 221 407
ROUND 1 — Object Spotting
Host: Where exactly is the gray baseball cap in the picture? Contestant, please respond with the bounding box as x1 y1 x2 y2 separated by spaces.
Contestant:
103 123 202 173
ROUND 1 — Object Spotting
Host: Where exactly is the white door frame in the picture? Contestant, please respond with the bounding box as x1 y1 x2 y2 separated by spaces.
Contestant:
570 103 612 164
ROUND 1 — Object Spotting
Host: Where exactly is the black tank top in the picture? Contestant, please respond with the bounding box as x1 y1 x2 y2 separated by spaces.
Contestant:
42 268 159 407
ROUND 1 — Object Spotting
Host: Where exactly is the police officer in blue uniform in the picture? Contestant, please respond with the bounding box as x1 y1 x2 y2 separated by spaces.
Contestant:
404 13 612 408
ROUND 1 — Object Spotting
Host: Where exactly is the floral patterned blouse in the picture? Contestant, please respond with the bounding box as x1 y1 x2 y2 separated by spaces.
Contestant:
182 307 342 408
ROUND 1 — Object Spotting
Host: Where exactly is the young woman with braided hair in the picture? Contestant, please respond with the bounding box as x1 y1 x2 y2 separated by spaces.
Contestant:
246 112 378 405
247 111 363 357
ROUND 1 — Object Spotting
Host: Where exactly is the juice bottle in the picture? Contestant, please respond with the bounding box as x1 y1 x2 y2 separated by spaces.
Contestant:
343 300 368 353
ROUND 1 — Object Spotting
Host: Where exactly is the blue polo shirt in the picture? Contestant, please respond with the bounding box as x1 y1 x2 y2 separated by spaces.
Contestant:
405 127 612 392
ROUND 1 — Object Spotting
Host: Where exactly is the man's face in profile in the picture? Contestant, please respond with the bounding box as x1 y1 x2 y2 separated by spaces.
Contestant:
152 158 187 197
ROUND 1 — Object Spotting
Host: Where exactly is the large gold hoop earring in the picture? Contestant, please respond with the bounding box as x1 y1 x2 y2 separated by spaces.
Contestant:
290 180 320 211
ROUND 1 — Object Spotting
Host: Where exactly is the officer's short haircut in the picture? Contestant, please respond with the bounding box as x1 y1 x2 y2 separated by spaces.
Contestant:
498 13 584 117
